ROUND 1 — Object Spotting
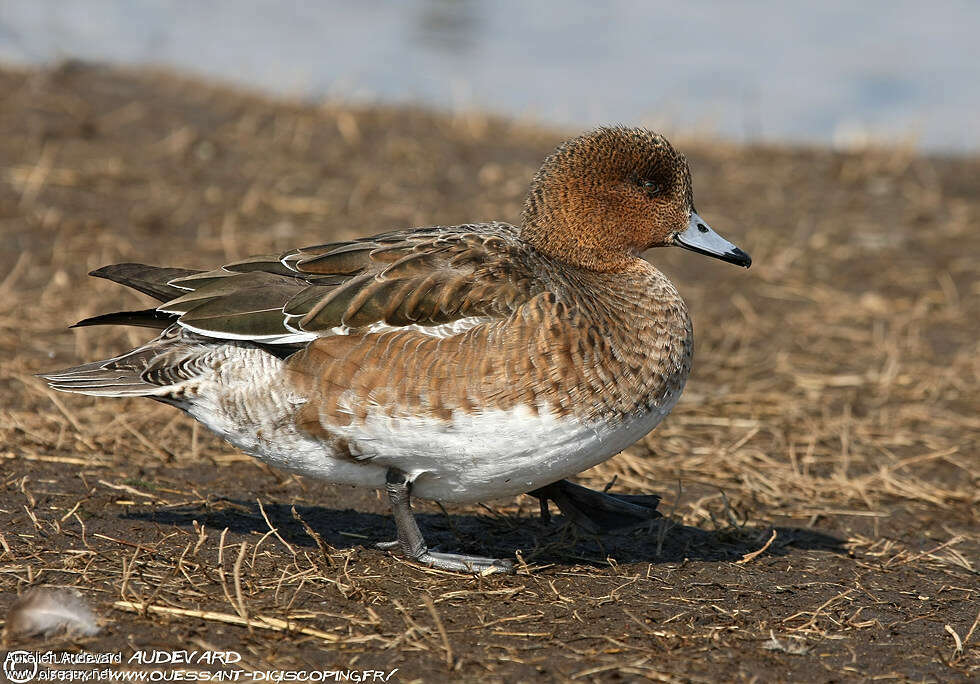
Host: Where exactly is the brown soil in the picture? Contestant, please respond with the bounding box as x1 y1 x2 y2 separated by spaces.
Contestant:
0 63 977 683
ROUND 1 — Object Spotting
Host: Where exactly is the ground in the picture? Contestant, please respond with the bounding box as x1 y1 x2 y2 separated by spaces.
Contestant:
0 64 977 683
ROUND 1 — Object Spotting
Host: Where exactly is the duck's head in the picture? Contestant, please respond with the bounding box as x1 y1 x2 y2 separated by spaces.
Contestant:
521 127 751 272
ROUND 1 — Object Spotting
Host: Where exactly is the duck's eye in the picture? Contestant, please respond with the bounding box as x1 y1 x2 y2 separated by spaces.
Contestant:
640 180 662 196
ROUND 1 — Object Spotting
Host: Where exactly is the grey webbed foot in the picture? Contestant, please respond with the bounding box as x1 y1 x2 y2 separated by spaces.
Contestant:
414 550 513 573
380 469 514 574
530 479 662 534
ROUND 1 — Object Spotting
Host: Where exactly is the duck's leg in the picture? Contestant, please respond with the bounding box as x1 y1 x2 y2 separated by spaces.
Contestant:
379 468 514 574
530 479 662 534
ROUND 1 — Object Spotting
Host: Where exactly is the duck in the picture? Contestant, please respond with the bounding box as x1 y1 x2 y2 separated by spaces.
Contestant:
40 127 751 574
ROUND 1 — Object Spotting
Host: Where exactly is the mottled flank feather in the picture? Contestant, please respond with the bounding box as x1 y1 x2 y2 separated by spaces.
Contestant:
4 588 100 639
284 260 691 424
156 223 538 342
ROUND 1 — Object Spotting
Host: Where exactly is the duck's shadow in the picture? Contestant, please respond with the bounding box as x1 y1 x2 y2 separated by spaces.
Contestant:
124 498 845 566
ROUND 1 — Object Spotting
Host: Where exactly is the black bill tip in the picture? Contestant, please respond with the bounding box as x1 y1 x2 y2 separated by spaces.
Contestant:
728 247 752 268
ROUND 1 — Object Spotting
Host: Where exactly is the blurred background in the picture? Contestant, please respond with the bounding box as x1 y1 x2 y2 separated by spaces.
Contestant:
1 0 977 152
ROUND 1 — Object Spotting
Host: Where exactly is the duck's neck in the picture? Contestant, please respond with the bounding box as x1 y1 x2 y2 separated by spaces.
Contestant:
563 259 689 335
520 196 638 273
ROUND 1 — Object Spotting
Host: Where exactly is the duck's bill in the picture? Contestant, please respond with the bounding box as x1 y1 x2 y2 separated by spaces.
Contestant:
673 213 752 268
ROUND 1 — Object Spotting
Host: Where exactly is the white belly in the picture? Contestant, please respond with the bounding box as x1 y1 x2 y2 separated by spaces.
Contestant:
331 400 679 503
177 344 683 504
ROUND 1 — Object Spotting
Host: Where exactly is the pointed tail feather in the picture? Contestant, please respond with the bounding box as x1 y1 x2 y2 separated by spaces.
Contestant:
38 347 167 398
39 326 215 399
72 308 176 330
89 263 202 302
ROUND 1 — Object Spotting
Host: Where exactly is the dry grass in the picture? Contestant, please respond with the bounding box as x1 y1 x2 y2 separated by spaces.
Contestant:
0 63 977 682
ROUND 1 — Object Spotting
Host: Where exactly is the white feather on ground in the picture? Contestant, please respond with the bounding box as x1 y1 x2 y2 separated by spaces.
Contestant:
4 588 100 639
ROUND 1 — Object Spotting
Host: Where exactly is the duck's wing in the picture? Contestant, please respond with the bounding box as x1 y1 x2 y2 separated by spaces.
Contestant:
99 223 544 345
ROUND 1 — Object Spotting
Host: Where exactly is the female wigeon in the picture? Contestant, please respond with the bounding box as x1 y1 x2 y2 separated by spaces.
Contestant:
41 127 750 573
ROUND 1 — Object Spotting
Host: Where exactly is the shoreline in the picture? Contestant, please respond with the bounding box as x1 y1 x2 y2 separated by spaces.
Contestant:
4 59 976 160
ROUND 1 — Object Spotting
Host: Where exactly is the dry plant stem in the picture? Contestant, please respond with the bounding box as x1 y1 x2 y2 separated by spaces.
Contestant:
736 529 777 565
233 541 249 623
112 601 347 643
423 594 454 670
257 498 297 556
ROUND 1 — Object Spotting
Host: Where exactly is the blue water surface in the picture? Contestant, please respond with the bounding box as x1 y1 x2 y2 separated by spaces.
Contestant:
0 0 976 151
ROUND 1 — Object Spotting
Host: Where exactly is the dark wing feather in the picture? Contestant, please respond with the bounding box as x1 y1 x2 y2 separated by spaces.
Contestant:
293 243 384 275
175 274 308 339
280 224 541 335
87 223 542 344
90 264 203 301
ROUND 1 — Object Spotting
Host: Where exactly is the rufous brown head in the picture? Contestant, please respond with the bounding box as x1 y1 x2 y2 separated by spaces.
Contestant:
521 127 750 272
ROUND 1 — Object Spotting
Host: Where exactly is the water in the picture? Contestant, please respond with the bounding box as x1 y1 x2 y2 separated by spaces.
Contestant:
1 0 977 152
